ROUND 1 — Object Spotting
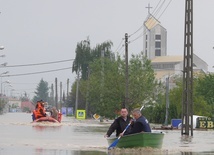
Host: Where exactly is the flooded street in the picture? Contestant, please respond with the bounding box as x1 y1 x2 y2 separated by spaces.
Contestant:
0 113 213 155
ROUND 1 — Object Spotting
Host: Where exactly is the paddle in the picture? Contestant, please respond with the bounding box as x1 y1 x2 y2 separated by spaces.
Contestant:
108 105 145 150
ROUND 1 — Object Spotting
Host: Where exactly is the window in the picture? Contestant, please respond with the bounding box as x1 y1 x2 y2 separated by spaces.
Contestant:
155 41 161 48
146 41 147 48
155 49 161 56
155 34 161 40
146 35 148 40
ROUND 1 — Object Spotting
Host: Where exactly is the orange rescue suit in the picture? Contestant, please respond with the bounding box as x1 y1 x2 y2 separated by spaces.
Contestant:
34 101 46 119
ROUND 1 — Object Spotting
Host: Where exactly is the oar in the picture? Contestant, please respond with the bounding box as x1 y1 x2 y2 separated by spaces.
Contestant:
108 105 145 150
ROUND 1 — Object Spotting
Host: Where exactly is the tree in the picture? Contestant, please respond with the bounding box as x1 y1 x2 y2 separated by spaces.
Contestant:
128 53 157 109
88 57 124 118
0 99 7 114
72 38 91 80
72 38 114 80
32 79 49 104
86 53 157 118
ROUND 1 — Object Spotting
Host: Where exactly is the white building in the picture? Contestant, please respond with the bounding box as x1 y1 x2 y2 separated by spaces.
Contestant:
143 14 167 60
143 14 208 84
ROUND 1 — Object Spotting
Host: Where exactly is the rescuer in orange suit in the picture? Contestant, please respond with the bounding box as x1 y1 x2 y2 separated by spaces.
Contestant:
33 100 46 120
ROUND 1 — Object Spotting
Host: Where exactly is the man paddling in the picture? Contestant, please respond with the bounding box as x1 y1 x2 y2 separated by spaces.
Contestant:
120 108 151 136
105 108 132 138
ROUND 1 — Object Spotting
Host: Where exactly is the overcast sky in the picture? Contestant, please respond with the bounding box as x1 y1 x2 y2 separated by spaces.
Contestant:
0 0 213 99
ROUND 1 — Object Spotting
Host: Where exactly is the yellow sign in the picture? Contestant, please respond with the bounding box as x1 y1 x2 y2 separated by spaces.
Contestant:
76 110 86 119
93 113 100 120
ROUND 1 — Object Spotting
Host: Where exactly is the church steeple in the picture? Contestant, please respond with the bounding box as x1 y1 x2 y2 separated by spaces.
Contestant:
143 11 167 60
146 3 153 15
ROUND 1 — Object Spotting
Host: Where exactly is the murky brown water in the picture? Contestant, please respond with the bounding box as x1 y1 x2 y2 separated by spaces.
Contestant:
0 113 213 155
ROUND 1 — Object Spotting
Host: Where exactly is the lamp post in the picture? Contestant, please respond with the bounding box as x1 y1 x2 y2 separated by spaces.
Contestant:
4 84 12 96
0 71 9 95
1 80 10 95
0 46 4 50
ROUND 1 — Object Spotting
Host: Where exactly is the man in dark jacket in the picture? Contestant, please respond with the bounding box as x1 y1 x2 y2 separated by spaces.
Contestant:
120 108 151 136
105 108 132 137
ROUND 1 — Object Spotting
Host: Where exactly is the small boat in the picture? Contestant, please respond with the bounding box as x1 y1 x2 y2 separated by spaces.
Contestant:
107 132 164 149
32 112 62 123
33 116 60 123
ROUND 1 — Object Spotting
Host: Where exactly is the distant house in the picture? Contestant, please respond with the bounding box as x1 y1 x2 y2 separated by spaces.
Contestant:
21 101 35 112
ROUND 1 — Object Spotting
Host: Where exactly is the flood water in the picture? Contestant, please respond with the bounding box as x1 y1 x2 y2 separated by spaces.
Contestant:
0 113 213 155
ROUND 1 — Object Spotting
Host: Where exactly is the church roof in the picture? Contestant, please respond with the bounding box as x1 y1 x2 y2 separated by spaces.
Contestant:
144 15 160 30
151 55 183 63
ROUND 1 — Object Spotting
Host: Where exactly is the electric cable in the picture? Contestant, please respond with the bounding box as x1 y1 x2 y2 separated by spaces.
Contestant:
1 67 72 77
0 59 74 68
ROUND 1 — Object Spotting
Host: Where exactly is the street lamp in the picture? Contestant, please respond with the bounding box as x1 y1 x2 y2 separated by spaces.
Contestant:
10 89 15 97
0 62 7 67
0 71 9 76
4 84 12 96
0 46 4 50
1 80 10 95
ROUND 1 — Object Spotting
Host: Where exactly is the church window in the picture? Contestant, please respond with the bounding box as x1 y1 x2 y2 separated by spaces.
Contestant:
155 34 161 40
155 41 161 48
155 49 161 56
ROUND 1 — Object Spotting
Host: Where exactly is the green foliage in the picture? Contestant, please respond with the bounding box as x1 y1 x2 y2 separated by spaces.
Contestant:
88 58 124 118
71 39 214 121
128 53 157 109
32 79 49 104
0 99 6 114
195 74 214 117
85 53 157 118
72 38 91 80
72 38 114 80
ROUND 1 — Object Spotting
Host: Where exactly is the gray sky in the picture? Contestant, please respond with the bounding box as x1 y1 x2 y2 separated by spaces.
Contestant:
0 0 213 99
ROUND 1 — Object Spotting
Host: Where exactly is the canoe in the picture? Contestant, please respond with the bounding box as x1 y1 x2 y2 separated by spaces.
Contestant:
33 116 60 123
107 132 164 149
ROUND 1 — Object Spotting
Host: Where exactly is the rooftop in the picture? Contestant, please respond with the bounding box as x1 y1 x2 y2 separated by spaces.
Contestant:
151 55 183 63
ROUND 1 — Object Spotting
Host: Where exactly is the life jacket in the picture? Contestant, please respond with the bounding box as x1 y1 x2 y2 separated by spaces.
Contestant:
58 112 62 123
34 102 46 119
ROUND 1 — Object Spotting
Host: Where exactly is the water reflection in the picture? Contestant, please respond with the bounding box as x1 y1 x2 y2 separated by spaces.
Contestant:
34 148 107 155
32 125 62 132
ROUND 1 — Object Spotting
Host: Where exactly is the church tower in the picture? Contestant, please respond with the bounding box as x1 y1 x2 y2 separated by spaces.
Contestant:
143 13 167 60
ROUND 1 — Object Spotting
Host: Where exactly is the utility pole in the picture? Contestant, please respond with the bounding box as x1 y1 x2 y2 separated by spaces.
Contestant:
75 69 80 117
67 78 69 98
85 67 90 118
164 76 169 126
66 78 69 115
55 78 58 110
100 50 104 106
60 81 62 111
181 0 193 136
125 33 129 109
51 84 54 106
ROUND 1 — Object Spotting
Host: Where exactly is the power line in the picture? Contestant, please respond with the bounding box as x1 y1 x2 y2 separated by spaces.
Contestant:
0 59 74 68
1 67 72 77
128 0 164 38
114 39 124 53
157 0 173 19
153 0 166 17
151 0 162 15
129 0 173 44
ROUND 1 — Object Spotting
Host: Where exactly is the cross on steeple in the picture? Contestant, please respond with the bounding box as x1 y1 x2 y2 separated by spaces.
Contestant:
146 3 153 14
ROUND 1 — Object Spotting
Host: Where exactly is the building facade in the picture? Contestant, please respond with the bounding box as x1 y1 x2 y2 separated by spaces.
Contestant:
143 15 167 60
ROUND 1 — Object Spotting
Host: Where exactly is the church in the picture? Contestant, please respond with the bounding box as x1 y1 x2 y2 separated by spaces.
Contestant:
143 13 208 87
